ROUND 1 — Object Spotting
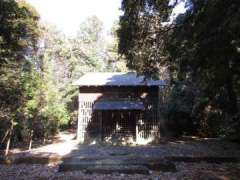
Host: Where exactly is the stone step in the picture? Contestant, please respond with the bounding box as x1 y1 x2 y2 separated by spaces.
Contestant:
59 163 150 174
59 157 177 173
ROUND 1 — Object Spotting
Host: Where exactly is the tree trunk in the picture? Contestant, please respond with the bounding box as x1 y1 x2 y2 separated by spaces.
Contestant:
5 123 13 156
226 79 238 115
28 130 33 150
1 129 9 146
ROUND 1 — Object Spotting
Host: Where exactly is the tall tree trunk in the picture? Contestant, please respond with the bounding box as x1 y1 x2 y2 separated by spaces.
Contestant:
226 79 238 115
5 123 13 156
28 129 33 150
1 129 9 146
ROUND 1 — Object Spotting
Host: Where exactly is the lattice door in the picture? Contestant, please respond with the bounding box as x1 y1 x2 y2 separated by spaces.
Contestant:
101 110 137 142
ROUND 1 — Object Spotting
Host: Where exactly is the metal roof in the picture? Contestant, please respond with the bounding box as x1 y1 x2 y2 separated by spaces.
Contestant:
93 101 145 110
73 72 166 86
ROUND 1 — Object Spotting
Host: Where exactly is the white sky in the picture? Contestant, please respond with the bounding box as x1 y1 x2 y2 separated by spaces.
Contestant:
169 0 189 22
27 0 122 37
26 0 187 37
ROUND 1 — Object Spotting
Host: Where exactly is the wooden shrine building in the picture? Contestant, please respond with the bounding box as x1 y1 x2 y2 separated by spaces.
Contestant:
73 72 167 144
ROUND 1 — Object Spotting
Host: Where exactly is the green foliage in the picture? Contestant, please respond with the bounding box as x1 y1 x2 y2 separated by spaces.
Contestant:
0 0 40 64
0 0 41 147
167 0 240 137
163 82 197 137
105 21 128 72
118 0 240 138
0 1 127 148
77 16 104 44
37 17 128 131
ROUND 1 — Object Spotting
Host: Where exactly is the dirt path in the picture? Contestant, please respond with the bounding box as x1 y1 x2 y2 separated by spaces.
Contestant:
1 130 79 159
4 132 240 159
29 131 79 157
1 132 240 179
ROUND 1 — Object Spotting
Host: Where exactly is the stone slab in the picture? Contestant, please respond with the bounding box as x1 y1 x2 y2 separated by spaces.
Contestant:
59 156 177 173
86 165 150 174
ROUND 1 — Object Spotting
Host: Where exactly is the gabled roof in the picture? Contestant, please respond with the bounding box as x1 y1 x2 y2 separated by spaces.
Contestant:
73 72 166 87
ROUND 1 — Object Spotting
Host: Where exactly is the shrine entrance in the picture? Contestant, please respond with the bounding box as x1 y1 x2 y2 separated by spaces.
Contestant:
100 110 141 142
93 101 144 143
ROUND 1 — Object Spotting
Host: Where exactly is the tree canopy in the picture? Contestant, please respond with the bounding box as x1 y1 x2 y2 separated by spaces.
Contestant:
0 0 127 151
0 0 41 151
118 0 240 137
0 0 40 64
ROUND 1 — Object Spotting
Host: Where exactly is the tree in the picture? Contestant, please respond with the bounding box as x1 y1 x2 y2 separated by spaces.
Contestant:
118 0 240 138
0 6 132 151
77 16 104 45
37 19 106 131
105 21 128 72
167 0 240 137
75 16 105 72
118 0 171 79
0 0 40 153
35 24 73 133
0 0 39 65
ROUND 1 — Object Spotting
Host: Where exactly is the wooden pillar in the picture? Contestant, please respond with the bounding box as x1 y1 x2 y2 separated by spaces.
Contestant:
157 86 161 138
98 111 102 141
136 111 143 144
77 92 84 142
136 112 139 143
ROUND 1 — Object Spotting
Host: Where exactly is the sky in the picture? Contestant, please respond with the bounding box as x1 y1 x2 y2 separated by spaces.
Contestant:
169 0 189 23
27 0 122 37
26 0 187 37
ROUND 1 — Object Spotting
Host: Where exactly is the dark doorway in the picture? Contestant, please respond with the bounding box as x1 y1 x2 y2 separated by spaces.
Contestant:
101 110 138 142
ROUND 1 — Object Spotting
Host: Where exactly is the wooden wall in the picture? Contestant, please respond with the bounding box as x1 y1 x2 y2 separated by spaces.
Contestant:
77 86 165 144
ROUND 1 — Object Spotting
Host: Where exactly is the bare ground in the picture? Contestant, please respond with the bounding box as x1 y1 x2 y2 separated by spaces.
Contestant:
1 131 240 179
0 162 240 180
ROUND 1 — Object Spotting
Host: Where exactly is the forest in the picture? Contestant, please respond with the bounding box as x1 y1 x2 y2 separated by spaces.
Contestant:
118 0 240 138
0 0 126 152
0 0 239 153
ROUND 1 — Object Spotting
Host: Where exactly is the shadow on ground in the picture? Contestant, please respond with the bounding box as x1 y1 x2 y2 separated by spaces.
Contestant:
1 133 240 176
59 138 240 174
